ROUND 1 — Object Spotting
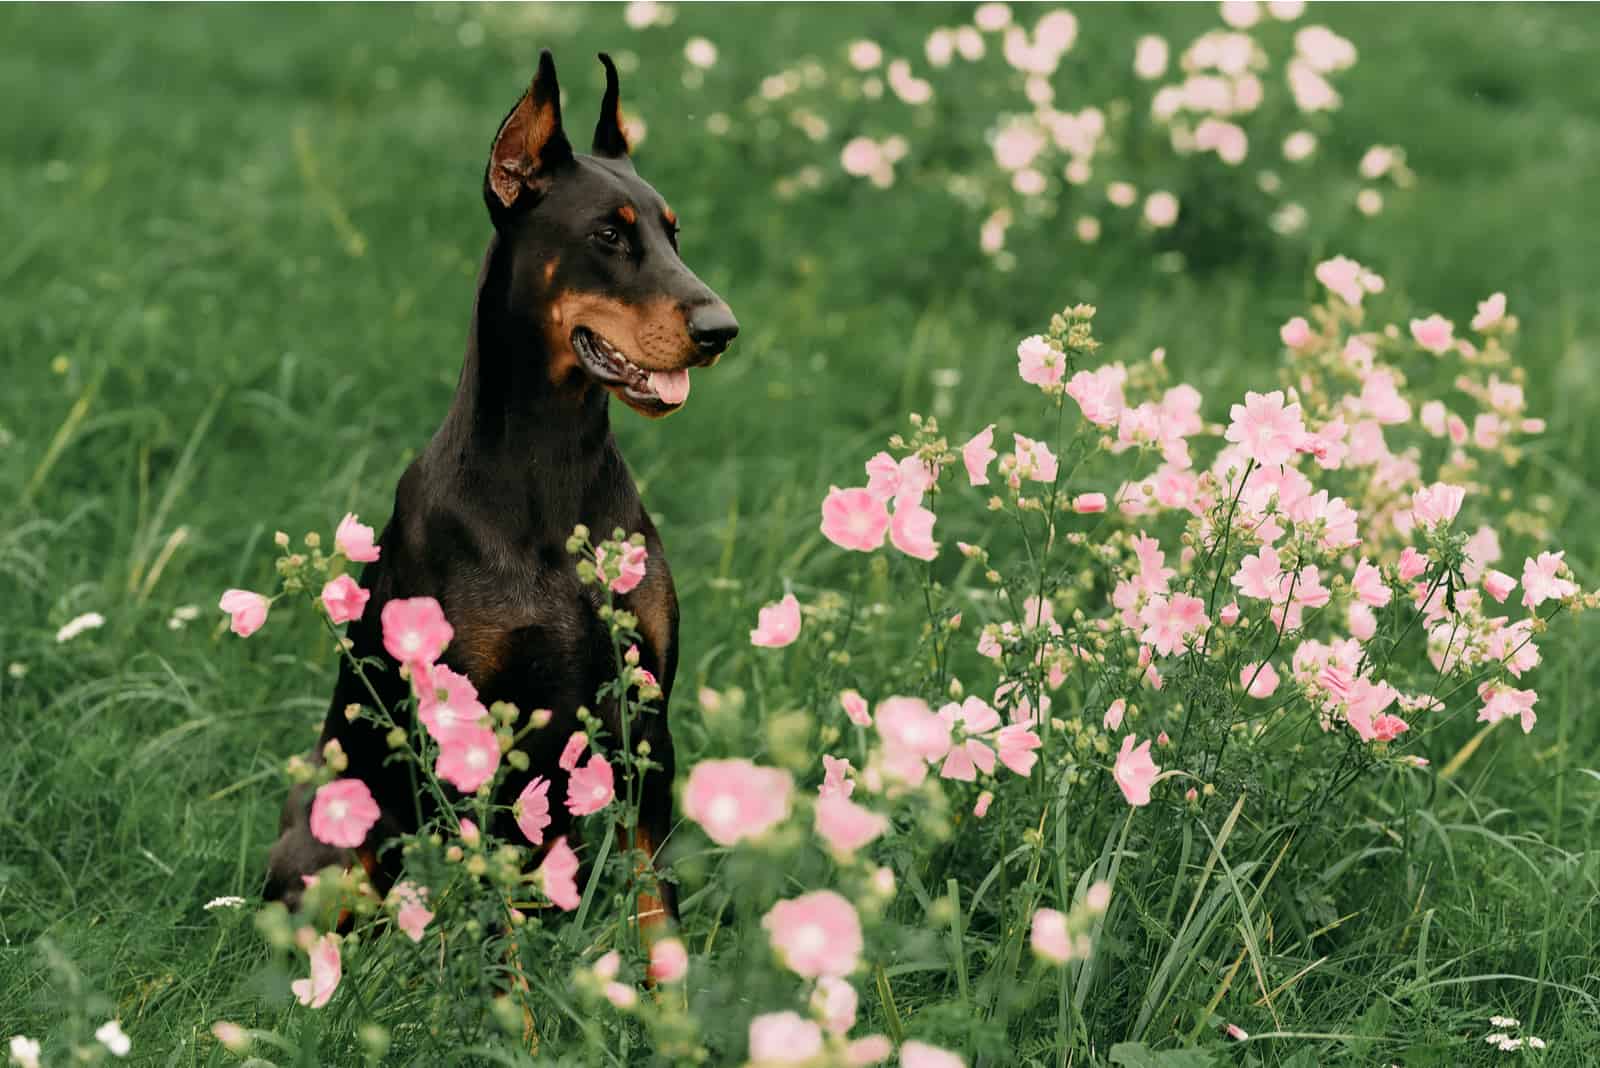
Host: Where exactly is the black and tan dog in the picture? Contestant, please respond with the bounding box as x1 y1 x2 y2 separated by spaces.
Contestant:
263 52 736 928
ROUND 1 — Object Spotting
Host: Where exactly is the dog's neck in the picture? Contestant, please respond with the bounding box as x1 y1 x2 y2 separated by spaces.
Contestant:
429 234 622 534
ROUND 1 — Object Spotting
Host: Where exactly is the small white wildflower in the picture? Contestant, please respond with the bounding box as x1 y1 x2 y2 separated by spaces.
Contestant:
10 1035 43 1068
1488 1015 1519 1028
56 611 106 643
96 1020 132 1057
1526 1037 1546 1050
684 37 718 69
205 895 247 911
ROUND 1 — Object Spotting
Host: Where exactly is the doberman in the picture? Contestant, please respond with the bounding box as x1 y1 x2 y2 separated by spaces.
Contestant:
262 51 737 930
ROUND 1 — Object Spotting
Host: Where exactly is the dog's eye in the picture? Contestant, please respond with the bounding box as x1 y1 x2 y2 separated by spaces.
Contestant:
593 227 624 249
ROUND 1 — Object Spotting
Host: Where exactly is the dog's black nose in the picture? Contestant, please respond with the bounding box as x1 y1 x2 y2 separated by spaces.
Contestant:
687 303 739 359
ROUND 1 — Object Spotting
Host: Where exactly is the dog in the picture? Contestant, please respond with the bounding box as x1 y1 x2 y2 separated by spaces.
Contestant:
263 51 736 932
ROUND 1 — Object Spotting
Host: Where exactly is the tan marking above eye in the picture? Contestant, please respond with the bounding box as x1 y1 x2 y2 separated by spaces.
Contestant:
617 204 637 224
661 206 677 226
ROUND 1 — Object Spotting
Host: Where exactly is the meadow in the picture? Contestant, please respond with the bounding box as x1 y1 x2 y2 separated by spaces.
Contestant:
2 3 1599 1066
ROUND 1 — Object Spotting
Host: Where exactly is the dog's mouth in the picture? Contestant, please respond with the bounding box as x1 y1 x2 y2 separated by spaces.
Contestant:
572 328 690 414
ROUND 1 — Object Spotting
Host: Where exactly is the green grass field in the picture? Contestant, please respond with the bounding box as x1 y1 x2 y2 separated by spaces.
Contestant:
3 3 1599 1065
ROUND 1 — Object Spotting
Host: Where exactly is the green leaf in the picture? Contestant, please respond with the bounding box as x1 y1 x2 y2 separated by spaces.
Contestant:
1109 1041 1217 1068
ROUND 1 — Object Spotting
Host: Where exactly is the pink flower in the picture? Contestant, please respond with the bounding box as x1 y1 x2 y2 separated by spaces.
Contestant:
1483 569 1517 604
683 759 794 845
1370 713 1409 741
1410 314 1455 354
218 589 269 638
1114 734 1160 806
820 754 855 799
1521 551 1577 609
875 696 952 766
309 778 380 848
821 487 891 552
1348 602 1377 640
747 1012 823 1063
1398 547 1429 582
334 513 381 563
1102 698 1126 732
865 453 936 506
1225 1023 1248 1041
1017 334 1065 388
566 753 615 816
434 723 500 793
1478 682 1538 733
596 542 647 594
839 689 872 726
389 881 433 943
514 776 552 845
811 975 859 1036
558 731 588 772
751 593 802 647
320 575 369 625
1138 593 1209 657
648 937 688 983
1352 558 1391 607
537 837 581 910
1315 255 1369 306
763 890 862 978
995 723 1042 776
1225 390 1306 468
1031 907 1073 963
889 501 939 561
1219 602 1241 625
1411 482 1466 528
1072 492 1107 513
1241 662 1280 699
962 425 997 485
901 1041 965 1068
1279 316 1313 349
1065 366 1125 427
1472 292 1507 332
291 934 342 1008
1345 678 1400 741
458 817 480 846
973 790 994 818
417 665 487 743
815 794 890 854
381 597 453 667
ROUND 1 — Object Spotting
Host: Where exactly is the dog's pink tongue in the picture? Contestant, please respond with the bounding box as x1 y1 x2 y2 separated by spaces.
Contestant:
648 369 691 405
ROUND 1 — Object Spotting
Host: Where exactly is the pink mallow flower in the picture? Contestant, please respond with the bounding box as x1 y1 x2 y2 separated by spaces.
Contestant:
596 542 647 594
962 425 997 485
309 778 380 848
291 934 342 1009
648 937 689 983
334 513 381 563
417 665 487 744
683 758 794 845
1411 482 1466 528
821 486 891 552
1072 492 1107 513
763 890 862 978
514 776 552 845
751 593 802 647
815 794 890 854
876 696 952 782
1224 390 1306 468
1398 547 1429 582
1410 314 1455 354
1017 334 1066 388
1478 682 1538 733
434 724 500 794
748 1012 824 1064
1279 316 1313 349
810 975 859 1036
558 731 589 772
1521 551 1577 609
1483 569 1517 604
218 589 269 638
1114 734 1160 807
565 753 615 816
890 500 940 561
389 881 433 943
537 837 581 910
320 575 369 625
381 597 453 667
1352 558 1391 607
996 723 1042 776
901 1041 965 1068
1030 907 1073 964
840 689 872 726
1241 662 1280 699
1138 593 1209 657
1064 366 1125 427
820 754 855 800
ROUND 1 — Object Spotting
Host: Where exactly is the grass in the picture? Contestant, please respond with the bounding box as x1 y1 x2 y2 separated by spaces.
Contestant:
2 3 1598 1064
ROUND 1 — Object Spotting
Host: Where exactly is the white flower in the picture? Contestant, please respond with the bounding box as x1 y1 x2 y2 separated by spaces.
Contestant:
96 1020 132 1057
1488 1015 1519 1028
683 37 718 69
204 895 247 911
9 1036 43 1068
55 611 106 643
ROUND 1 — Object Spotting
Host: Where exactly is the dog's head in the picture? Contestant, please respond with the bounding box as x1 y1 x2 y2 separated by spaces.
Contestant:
483 51 737 417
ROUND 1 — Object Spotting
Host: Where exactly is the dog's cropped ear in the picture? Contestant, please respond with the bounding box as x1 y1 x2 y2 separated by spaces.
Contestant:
485 50 574 214
591 53 632 161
